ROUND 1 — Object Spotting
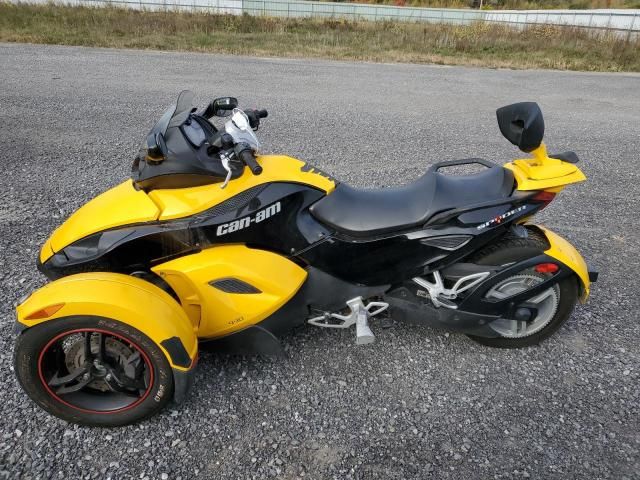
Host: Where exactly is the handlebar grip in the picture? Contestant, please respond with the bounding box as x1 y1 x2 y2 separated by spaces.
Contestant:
237 146 263 175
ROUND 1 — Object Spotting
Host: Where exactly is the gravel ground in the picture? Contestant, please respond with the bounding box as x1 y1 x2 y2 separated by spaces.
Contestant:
0 43 639 480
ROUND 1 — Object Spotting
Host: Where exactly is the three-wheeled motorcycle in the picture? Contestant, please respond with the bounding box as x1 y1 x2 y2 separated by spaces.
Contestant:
14 92 597 426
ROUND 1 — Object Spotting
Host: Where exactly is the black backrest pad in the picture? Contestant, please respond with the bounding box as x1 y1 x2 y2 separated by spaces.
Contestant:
496 102 544 153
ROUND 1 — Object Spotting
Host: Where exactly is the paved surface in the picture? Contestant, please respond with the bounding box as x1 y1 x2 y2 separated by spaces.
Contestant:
0 43 639 480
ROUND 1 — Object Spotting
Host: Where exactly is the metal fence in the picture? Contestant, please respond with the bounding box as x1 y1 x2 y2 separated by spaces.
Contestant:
243 0 483 24
483 9 640 32
18 0 640 33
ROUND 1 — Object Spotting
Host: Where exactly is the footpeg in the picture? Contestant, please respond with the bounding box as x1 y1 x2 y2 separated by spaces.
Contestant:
307 297 388 345
434 296 457 309
413 270 490 309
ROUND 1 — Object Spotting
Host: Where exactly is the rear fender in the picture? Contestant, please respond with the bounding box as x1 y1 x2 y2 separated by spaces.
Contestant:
15 273 198 402
534 225 591 302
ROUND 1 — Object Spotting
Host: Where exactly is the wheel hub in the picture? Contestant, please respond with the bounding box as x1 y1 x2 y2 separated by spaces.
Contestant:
485 272 560 338
65 334 138 392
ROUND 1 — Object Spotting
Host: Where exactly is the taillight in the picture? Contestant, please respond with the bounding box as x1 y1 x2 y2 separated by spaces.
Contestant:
535 263 559 274
532 191 556 210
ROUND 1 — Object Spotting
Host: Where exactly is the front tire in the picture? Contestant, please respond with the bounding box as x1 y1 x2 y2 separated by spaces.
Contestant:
14 316 174 427
466 229 579 348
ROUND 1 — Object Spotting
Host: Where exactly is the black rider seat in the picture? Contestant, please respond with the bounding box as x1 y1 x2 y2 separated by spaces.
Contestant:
309 160 514 238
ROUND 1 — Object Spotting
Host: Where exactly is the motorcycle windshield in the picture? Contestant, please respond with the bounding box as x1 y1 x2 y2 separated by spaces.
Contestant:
149 90 195 138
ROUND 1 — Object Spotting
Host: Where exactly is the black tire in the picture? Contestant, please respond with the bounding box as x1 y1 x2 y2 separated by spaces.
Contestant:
466 229 579 348
14 316 174 427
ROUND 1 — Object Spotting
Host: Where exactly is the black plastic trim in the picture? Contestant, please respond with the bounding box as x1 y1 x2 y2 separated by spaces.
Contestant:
209 278 261 294
428 158 498 171
14 322 27 334
549 151 580 164
385 289 501 338
172 366 197 404
199 325 284 357
160 337 192 368
457 253 573 317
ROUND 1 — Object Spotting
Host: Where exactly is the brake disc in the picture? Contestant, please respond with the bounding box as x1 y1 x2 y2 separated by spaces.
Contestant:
65 335 135 392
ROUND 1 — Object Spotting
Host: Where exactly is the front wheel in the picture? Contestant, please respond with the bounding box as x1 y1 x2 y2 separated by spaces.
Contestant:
466 229 579 348
14 316 174 427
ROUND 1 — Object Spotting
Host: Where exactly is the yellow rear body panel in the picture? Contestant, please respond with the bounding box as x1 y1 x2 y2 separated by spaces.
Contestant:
148 155 336 221
504 143 586 191
152 245 307 339
538 225 590 301
15 273 198 371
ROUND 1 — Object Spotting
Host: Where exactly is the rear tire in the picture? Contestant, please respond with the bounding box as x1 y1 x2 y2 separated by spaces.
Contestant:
14 316 174 427
466 229 579 348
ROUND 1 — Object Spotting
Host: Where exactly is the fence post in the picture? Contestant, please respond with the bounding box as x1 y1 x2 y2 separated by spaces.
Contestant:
627 14 638 42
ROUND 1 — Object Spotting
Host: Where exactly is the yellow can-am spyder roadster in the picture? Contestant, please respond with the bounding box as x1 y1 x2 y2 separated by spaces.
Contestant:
14 92 597 426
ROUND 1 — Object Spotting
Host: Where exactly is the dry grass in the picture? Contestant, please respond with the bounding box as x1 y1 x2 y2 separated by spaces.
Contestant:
0 3 638 71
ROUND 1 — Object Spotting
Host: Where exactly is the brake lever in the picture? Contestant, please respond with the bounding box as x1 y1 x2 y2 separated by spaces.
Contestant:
219 151 233 189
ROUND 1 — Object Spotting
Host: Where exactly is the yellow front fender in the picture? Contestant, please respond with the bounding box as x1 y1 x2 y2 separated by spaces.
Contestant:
537 225 591 302
15 273 197 371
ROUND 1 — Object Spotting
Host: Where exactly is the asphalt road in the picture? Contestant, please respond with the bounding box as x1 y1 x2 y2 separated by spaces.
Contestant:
1 43 639 480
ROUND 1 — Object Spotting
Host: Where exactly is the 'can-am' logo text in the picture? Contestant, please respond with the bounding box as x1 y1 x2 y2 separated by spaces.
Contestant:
216 202 282 236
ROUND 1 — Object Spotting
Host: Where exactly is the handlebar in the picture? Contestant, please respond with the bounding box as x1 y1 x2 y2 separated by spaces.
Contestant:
245 109 268 129
235 143 263 175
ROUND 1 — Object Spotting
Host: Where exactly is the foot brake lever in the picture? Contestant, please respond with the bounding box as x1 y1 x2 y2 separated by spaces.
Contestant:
355 307 375 345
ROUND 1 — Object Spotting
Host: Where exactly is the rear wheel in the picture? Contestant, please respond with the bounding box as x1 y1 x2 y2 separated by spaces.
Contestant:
466 229 579 348
14 316 174 426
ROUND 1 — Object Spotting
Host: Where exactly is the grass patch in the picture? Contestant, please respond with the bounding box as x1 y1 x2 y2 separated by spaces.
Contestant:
0 2 638 71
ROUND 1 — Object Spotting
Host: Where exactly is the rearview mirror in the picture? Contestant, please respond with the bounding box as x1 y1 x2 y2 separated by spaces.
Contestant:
496 102 544 153
203 97 238 118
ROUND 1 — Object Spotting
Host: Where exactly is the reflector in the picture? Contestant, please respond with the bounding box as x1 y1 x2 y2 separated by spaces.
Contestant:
25 303 65 320
535 263 559 274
